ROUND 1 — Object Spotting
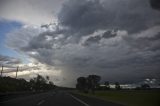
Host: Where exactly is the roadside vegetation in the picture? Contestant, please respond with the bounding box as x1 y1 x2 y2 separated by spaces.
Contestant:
75 90 160 106
0 75 55 93
75 75 160 106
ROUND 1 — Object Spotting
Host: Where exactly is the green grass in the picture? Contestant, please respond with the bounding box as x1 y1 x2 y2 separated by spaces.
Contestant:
74 90 160 106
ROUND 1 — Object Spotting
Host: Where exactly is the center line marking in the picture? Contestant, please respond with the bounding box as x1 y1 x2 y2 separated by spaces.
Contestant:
37 100 45 105
68 94 90 106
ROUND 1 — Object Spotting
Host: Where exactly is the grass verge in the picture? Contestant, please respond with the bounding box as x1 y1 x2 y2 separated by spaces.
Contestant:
73 90 160 106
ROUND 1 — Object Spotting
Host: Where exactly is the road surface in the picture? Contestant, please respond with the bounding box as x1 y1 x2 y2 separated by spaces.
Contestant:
0 91 124 106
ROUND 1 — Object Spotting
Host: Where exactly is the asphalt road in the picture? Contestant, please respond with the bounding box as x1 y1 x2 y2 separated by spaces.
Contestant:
0 91 124 106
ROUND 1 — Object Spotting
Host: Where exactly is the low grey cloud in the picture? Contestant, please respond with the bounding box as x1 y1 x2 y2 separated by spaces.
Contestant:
58 0 160 35
0 54 36 73
0 0 66 25
5 0 160 87
82 30 118 46
0 54 21 66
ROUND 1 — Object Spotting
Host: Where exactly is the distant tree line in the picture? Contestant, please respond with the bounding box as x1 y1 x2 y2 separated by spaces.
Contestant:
76 75 123 93
76 75 151 93
0 75 55 92
135 84 151 90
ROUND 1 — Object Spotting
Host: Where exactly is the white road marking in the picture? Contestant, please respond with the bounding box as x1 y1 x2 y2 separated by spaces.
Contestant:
37 100 45 105
68 94 90 106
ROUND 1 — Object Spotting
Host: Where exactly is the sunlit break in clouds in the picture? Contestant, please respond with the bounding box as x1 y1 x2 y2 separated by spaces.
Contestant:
0 0 160 87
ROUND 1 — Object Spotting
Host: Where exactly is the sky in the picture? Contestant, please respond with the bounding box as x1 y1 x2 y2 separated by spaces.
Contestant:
0 0 160 87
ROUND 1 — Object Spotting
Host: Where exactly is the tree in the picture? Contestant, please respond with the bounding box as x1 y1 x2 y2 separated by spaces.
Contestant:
76 75 101 94
0 75 55 92
76 77 88 93
115 82 121 90
141 84 150 90
87 75 101 94
29 74 47 91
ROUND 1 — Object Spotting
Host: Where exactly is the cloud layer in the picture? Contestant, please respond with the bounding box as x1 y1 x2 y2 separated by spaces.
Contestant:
5 0 160 87
0 54 21 66
0 0 66 25
58 0 160 35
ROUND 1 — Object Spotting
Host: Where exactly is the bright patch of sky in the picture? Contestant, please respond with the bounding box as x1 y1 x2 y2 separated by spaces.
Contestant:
0 20 22 58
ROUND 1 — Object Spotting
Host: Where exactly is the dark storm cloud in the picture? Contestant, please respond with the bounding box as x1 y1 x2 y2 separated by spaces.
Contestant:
83 30 118 46
6 25 160 85
58 0 108 35
123 26 160 52
102 30 117 39
150 0 160 10
58 0 160 36
5 0 160 86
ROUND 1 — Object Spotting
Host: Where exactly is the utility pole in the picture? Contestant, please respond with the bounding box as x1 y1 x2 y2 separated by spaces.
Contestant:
1 65 3 77
16 66 19 79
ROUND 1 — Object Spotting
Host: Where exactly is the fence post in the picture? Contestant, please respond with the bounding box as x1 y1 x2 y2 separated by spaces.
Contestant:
1 65 3 77
16 66 19 79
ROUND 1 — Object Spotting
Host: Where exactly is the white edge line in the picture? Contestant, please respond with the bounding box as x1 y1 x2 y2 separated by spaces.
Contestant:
37 100 45 105
68 94 90 106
